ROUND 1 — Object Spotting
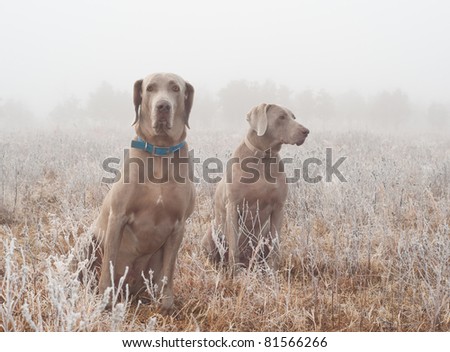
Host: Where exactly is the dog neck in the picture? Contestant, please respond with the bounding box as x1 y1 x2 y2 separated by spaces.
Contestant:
135 124 187 147
131 136 186 157
244 131 281 158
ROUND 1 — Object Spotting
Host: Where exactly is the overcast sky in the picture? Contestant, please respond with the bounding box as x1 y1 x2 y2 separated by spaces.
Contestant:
1 0 449 116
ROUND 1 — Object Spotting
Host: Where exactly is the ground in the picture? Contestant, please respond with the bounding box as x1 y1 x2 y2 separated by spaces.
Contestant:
0 127 449 331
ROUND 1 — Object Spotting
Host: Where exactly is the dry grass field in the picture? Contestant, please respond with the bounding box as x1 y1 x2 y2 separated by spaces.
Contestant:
0 127 449 331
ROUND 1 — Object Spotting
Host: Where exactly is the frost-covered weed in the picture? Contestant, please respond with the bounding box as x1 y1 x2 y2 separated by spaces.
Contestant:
0 128 449 331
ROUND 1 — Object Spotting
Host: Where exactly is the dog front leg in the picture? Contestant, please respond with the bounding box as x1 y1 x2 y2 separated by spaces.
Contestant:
225 201 241 274
268 206 284 271
98 213 127 295
158 225 184 315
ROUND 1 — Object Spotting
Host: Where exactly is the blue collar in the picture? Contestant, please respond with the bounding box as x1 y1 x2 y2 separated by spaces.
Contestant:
131 136 186 156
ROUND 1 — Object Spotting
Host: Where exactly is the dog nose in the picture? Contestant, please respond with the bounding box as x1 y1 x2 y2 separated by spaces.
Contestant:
302 128 310 136
156 100 171 113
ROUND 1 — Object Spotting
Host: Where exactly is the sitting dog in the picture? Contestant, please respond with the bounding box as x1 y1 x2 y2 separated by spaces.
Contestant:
93 73 195 314
202 103 309 272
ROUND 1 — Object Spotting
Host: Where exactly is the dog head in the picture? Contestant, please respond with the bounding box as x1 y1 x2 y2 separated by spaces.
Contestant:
133 73 194 142
247 103 309 146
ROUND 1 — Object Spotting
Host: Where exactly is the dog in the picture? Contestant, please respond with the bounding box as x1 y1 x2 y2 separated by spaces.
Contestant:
93 73 195 314
202 103 309 272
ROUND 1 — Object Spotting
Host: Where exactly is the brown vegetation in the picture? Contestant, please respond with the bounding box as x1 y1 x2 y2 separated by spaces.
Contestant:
0 129 449 331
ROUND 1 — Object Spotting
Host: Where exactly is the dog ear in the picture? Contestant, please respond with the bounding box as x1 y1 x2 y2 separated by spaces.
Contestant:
132 79 143 126
246 103 270 136
184 82 194 129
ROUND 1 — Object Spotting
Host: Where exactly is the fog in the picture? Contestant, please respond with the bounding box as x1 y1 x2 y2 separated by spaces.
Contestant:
1 0 449 132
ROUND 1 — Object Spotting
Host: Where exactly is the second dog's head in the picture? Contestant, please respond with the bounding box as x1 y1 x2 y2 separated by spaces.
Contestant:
247 103 309 147
133 73 194 142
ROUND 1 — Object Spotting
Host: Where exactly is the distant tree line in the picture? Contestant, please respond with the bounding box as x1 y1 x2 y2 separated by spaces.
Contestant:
196 80 449 132
48 82 130 128
1 80 449 132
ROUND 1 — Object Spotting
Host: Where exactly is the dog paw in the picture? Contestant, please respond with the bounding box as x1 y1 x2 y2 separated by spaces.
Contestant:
158 297 174 316
158 305 174 316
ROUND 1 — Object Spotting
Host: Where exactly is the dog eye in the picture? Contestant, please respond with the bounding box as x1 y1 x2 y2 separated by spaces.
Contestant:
146 85 154 92
172 85 180 92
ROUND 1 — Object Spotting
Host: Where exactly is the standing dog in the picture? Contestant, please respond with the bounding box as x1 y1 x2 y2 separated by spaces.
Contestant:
202 103 309 272
93 73 195 314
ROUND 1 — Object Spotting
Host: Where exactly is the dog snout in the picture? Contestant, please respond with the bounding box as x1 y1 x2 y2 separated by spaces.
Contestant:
293 125 309 146
156 100 171 113
153 99 173 132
